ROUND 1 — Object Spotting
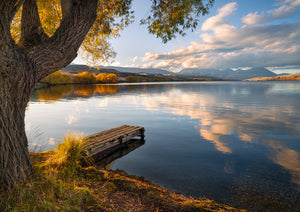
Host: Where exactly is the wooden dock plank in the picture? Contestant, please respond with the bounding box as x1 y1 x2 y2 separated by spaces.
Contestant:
83 125 145 157
85 125 138 142
84 126 143 149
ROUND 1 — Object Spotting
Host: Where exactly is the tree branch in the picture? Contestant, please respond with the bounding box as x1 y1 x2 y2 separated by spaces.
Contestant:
12 0 25 19
0 0 23 39
0 0 27 76
24 0 98 82
20 0 48 48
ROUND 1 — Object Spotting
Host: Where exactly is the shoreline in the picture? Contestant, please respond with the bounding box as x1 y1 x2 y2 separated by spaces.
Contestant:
0 152 244 211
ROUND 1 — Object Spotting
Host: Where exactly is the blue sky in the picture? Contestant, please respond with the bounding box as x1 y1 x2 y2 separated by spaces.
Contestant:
74 0 300 73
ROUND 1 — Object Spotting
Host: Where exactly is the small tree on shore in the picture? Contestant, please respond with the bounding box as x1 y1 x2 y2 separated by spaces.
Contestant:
73 72 97 84
96 73 108 83
106 74 119 83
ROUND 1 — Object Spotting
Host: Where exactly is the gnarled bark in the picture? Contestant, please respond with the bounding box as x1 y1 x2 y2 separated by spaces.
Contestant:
0 68 34 187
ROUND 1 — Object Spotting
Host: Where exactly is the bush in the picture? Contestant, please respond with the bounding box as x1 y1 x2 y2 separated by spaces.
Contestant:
126 75 144 83
95 73 107 83
41 70 72 85
73 72 97 84
106 74 119 83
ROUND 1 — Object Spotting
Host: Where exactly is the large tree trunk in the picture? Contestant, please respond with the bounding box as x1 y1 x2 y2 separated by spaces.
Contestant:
0 0 98 188
0 75 34 187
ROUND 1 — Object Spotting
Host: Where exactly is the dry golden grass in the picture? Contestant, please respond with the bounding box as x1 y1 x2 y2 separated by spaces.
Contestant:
245 73 300 81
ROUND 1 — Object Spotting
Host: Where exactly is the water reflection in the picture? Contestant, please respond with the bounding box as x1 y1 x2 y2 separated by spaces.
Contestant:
95 139 145 169
27 82 300 210
31 84 119 102
140 83 300 187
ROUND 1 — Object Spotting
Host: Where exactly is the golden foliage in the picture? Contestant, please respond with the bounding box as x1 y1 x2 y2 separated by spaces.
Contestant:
95 73 108 83
41 70 72 85
73 72 97 84
95 73 119 83
106 73 119 83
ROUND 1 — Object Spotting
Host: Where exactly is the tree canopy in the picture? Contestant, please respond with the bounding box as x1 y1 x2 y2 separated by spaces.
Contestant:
11 0 214 64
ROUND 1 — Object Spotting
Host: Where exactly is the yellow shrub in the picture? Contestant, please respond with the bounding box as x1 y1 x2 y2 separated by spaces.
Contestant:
106 73 119 83
41 70 72 85
72 72 97 84
95 73 107 83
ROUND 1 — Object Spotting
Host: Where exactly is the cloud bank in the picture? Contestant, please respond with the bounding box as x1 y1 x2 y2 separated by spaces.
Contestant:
135 1 300 71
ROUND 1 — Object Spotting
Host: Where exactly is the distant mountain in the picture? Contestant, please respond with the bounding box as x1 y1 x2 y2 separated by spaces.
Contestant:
103 66 172 75
62 64 120 75
226 68 277 80
179 67 277 80
179 68 234 78
63 64 173 75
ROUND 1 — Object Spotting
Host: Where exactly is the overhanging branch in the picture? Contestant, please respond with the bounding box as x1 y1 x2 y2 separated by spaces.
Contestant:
20 0 48 48
24 0 98 82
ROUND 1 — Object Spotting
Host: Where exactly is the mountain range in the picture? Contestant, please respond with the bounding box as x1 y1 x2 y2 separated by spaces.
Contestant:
179 67 277 80
65 64 279 80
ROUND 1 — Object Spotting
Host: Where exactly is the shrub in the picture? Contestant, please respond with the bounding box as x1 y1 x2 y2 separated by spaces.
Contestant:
41 70 72 85
106 73 119 83
73 72 97 84
95 73 107 83
126 75 144 82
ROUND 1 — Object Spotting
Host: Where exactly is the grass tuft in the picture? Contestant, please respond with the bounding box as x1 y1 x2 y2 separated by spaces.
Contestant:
41 132 92 178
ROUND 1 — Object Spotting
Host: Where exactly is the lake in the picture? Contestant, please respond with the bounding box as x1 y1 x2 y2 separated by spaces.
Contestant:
26 81 300 211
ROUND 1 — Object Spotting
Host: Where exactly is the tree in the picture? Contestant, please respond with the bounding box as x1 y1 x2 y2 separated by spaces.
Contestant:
106 74 119 83
41 70 72 85
96 73 108 83
0 0 214 188
73 72 97 84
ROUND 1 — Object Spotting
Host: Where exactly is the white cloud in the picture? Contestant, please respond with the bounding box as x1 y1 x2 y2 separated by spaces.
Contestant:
242 3 297 25
48 137 56 145
66 114 79 124
139 2 300 70
130 56 139 62
284 0 300 6
202 2 238 31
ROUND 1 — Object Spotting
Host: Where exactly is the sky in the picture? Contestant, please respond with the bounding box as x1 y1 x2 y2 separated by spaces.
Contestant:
74 0 300 74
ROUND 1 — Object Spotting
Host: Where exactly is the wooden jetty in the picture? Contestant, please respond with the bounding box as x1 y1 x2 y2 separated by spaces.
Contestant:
83 125 145 160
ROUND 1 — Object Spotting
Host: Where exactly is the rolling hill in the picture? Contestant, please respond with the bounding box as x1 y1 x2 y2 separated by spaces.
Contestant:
179 67 277 80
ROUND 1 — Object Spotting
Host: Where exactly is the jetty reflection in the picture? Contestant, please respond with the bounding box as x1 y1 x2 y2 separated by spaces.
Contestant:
95 139 145 169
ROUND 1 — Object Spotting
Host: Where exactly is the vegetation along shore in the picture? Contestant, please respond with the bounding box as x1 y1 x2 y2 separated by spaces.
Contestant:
0 134 243 211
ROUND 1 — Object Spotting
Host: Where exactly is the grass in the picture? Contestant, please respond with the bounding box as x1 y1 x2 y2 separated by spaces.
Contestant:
0 133 244 212
244 73 300 81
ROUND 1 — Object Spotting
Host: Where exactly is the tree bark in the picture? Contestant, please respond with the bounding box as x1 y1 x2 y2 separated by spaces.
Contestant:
0 74 34 187
0 0 98 188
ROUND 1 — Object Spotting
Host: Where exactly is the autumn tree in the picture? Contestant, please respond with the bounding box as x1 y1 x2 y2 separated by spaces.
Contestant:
73 72 97 84
41 70 72 85
106 73 118 83
0 0 214 187
96 73 108 83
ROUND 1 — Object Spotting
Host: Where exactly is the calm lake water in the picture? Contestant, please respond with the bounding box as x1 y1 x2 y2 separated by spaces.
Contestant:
26 81 300 211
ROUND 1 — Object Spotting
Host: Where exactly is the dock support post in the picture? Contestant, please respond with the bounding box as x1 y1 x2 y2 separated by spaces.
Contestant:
140 128 145 141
